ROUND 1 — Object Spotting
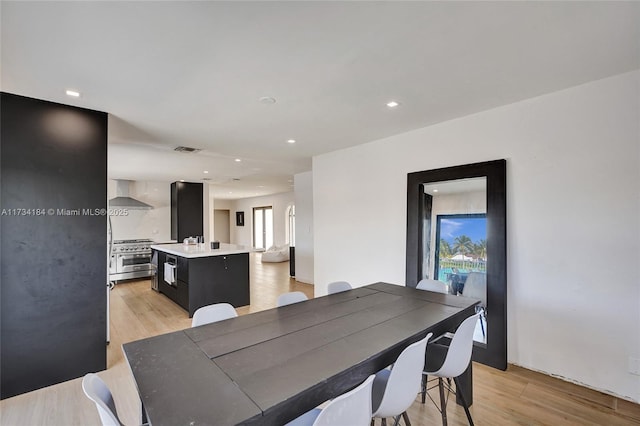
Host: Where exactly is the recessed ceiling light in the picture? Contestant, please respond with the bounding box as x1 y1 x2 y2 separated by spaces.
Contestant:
386 101 400 108
287 139 296 144
433 189 439 193
259 96 276 104
66 89 80 97
180 179 185 182
235 158 241 162
203 170 209 174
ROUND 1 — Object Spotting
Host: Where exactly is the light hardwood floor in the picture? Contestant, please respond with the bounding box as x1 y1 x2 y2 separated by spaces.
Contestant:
1 253 639 425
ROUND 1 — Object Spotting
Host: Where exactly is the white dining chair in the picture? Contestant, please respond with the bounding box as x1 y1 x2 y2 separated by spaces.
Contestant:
461 272 487 337
421 313 480 426
327 281 352 294
417 279 453 341
82 373 148 426
285 374 375 426
277 291 308 307
416 279 449 294
371 333 432 425
191 303 238 327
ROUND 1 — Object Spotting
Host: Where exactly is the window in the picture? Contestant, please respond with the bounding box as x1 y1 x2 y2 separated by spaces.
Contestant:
253 206 273 250
287 205 295 246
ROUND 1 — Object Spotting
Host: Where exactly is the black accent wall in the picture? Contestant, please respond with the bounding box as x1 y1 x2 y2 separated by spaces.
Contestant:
0 92 108 399
171 182 204 241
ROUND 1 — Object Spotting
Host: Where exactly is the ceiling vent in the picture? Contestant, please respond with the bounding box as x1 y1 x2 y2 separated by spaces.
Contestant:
174 146 201 153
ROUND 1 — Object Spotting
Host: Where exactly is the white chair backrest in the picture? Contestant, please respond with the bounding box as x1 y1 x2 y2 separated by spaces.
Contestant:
373 333 432 418
277 291 308 307
461 273 486 306
82 373 122 426
433 313 480 378
416 279 448 294
192 303 238 327
327 281 352 294
313 374 375 426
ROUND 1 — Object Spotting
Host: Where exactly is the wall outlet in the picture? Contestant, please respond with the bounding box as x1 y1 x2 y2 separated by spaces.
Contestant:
629 356 640 376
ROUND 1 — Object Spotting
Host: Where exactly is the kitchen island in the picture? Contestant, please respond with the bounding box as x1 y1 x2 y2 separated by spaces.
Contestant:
151 243 251 317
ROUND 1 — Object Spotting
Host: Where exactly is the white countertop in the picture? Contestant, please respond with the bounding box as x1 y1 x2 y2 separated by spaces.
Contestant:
151 243 251 258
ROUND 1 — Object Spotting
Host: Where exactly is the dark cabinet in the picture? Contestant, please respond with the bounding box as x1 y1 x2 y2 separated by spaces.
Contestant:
171 182 203 242
189 254 250 315
177 256 189 282
157 252 250 317
176 280 189 311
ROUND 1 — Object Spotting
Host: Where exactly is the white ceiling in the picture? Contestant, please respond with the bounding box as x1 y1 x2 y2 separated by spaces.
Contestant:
2 1 639 199
424 177 486 196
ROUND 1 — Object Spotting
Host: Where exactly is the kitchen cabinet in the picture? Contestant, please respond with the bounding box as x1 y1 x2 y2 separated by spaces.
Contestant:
152 244 250 317
171 182 203 242
176 280 189 311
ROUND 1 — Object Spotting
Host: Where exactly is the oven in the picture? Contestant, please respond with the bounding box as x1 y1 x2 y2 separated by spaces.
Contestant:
118 253 152 272
109 239 155 281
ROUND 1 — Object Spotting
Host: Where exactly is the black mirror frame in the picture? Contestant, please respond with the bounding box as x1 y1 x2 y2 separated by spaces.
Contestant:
406 159 507 370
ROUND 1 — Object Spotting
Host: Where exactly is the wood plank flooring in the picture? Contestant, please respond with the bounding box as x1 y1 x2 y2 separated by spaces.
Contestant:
1 253 638 425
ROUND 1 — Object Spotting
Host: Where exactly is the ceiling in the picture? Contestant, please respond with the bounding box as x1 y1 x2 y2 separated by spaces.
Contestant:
2 2 638 199
424 177 486 196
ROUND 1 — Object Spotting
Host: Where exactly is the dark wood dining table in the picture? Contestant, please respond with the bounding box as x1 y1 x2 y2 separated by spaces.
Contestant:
122 282 479 426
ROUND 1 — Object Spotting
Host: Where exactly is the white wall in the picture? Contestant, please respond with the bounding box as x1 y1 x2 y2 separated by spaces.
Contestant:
214 199 233 210
313 71 640 402
231 192 295 248
295 171 314 284
107 180 171 242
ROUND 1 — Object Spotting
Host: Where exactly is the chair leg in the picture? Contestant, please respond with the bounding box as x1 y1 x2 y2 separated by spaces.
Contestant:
401 411 412 426
381 418 387 426
421 374 427 404
141 403 149 425
371 420 375 426
438 377 448 426
392 415 400 426
453 376 475 426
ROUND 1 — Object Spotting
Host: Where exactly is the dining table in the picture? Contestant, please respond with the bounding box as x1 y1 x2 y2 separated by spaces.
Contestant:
122 282 479 425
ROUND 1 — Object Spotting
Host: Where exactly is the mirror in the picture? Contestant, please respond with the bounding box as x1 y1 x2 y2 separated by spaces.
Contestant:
406 160 506 370
423 177 487 344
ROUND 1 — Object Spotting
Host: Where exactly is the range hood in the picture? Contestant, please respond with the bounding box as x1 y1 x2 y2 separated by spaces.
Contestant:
109 180 153 210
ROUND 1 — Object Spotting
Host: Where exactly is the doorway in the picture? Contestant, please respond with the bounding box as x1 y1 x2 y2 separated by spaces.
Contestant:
253 206 273 250
214 209 230 243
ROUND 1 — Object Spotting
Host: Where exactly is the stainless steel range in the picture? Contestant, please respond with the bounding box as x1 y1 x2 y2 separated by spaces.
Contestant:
109 239 155 281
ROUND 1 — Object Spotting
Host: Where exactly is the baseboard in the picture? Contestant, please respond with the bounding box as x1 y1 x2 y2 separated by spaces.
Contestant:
507 363 640 420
